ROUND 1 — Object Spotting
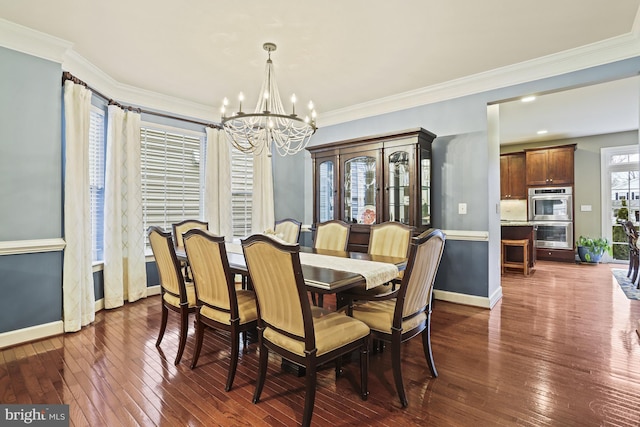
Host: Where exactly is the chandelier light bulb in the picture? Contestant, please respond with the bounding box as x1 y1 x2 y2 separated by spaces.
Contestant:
220 42 318 156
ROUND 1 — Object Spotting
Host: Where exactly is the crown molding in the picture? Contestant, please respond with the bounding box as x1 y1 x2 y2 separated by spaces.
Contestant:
2 17 640 129
318 31 640 127
62 50 217 122
0 18 72 63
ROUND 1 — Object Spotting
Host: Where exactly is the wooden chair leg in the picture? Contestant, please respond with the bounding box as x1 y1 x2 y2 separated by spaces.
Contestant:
302 358 317 427
253 336 268 404
360 336 369 401
174 306 189 365
422 322 438 378
391 334 408 408
156 304 168 347
226 327 240 391
190 317 205 369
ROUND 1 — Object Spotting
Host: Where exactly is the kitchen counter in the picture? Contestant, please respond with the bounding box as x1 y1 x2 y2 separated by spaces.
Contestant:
501 220 536 226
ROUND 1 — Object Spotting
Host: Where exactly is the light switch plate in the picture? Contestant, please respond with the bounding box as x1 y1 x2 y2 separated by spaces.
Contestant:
581 205 592 212
458 203 467 215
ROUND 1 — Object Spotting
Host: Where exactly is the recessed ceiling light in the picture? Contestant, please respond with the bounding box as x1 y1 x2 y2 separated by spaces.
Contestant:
537 129 548 135
521 96 536 103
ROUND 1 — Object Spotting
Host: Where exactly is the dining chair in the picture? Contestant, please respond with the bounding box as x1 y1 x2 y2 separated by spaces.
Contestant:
183 229 258 391
622 220 640 285
148 226 198 365
172 219 209 282
348 228 446 407
274 218 302 244
241 234 370 427
311 220 351 307
343 221 414 300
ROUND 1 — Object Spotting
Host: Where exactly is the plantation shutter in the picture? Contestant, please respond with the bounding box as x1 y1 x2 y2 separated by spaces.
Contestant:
89 107 105 261
141 126 204 247
230 148 253 237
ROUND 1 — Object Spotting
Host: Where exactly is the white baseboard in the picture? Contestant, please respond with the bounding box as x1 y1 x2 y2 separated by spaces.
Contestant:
0 321 64 349
95 298 104 313
434 286 503 309
147 285 161 296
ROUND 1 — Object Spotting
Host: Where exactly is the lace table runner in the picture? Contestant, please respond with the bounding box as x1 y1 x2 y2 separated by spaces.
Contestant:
226 242 398 290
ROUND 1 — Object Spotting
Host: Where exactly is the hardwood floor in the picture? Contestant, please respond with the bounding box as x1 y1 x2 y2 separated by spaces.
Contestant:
2 261 640 426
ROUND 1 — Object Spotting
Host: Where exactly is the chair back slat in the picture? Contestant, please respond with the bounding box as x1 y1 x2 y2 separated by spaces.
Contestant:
397 229 445 322
368 222 413 258
274 218 302 244
148 226 185 302
314 220 350 251
172 219 209 248
242 236 308 339
183 230 233 312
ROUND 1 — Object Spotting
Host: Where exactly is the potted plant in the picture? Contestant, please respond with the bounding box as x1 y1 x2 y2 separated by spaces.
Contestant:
576 235 612 263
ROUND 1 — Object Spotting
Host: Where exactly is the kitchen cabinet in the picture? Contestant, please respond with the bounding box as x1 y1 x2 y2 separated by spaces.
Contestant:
308 128 435 252
525 144 575 186
500 153 526 199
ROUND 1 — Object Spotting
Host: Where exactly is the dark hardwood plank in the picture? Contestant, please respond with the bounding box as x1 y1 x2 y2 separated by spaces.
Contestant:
2 261 640 426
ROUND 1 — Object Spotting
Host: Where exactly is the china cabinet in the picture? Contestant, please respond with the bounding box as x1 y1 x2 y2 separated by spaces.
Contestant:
308 128 435 252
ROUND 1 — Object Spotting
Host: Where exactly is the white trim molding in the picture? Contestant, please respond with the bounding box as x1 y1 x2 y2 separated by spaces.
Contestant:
441 230 489 242
434 285 502 309
0 321 64 349
0 238 66 256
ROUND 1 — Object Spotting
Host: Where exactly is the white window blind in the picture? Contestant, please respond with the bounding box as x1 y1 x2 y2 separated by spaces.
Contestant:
231 148 253 237
89 107 105 262
141 126 204 246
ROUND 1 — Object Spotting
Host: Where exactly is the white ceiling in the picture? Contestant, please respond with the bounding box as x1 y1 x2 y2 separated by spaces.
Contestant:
499 76 640 145
1 0 640 136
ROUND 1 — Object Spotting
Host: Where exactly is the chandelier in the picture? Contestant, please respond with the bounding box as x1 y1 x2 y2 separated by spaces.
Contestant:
221 42 317 157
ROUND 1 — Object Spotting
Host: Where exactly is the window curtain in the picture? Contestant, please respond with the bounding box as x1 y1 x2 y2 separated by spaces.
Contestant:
62 80 96 332
204 127 233 240
252 148 275 233
103 105 147 309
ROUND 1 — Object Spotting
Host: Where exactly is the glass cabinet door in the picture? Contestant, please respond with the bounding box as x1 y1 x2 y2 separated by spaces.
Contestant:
420 150 431 226
387 151 410 224
344 155 377 224
318 159 335 222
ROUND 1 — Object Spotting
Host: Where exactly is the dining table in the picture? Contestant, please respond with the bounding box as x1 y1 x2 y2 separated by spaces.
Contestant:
174 241 407 296
174 240 406 376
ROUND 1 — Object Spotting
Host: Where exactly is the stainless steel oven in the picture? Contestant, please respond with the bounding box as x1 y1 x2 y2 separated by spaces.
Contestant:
532 221 573 250
528 187 573 221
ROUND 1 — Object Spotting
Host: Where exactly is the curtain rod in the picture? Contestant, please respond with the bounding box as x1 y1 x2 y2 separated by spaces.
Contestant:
61 72 221 129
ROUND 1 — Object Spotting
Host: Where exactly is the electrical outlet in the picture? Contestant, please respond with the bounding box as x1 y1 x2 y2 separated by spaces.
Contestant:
458 203 467 215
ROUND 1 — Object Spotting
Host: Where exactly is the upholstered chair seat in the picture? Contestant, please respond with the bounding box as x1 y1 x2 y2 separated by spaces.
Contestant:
148 226 198 366
183 229 259 392
263 307 369 357
242 234 370 427
348 228 446 408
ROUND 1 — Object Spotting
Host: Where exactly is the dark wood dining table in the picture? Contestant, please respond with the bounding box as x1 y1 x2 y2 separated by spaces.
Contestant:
174 245 407 295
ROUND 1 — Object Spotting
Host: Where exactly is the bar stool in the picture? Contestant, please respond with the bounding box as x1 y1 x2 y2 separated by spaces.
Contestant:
501 239 529 275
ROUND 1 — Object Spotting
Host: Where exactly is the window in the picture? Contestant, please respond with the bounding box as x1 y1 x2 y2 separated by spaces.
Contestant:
140 125 205 247
89 107 105 262
231 148 253 237
603 145 640 261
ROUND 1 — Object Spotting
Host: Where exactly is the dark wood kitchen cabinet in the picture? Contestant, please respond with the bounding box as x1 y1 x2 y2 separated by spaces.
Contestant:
500 153 526 199
308 128 435 252
525 144 575 186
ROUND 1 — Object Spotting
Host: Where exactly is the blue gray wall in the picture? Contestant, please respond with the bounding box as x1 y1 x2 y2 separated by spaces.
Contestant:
2 44 640 335
0 46 63 333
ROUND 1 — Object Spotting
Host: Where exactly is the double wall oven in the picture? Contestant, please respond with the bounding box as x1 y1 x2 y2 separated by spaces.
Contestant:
528 187 573 250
